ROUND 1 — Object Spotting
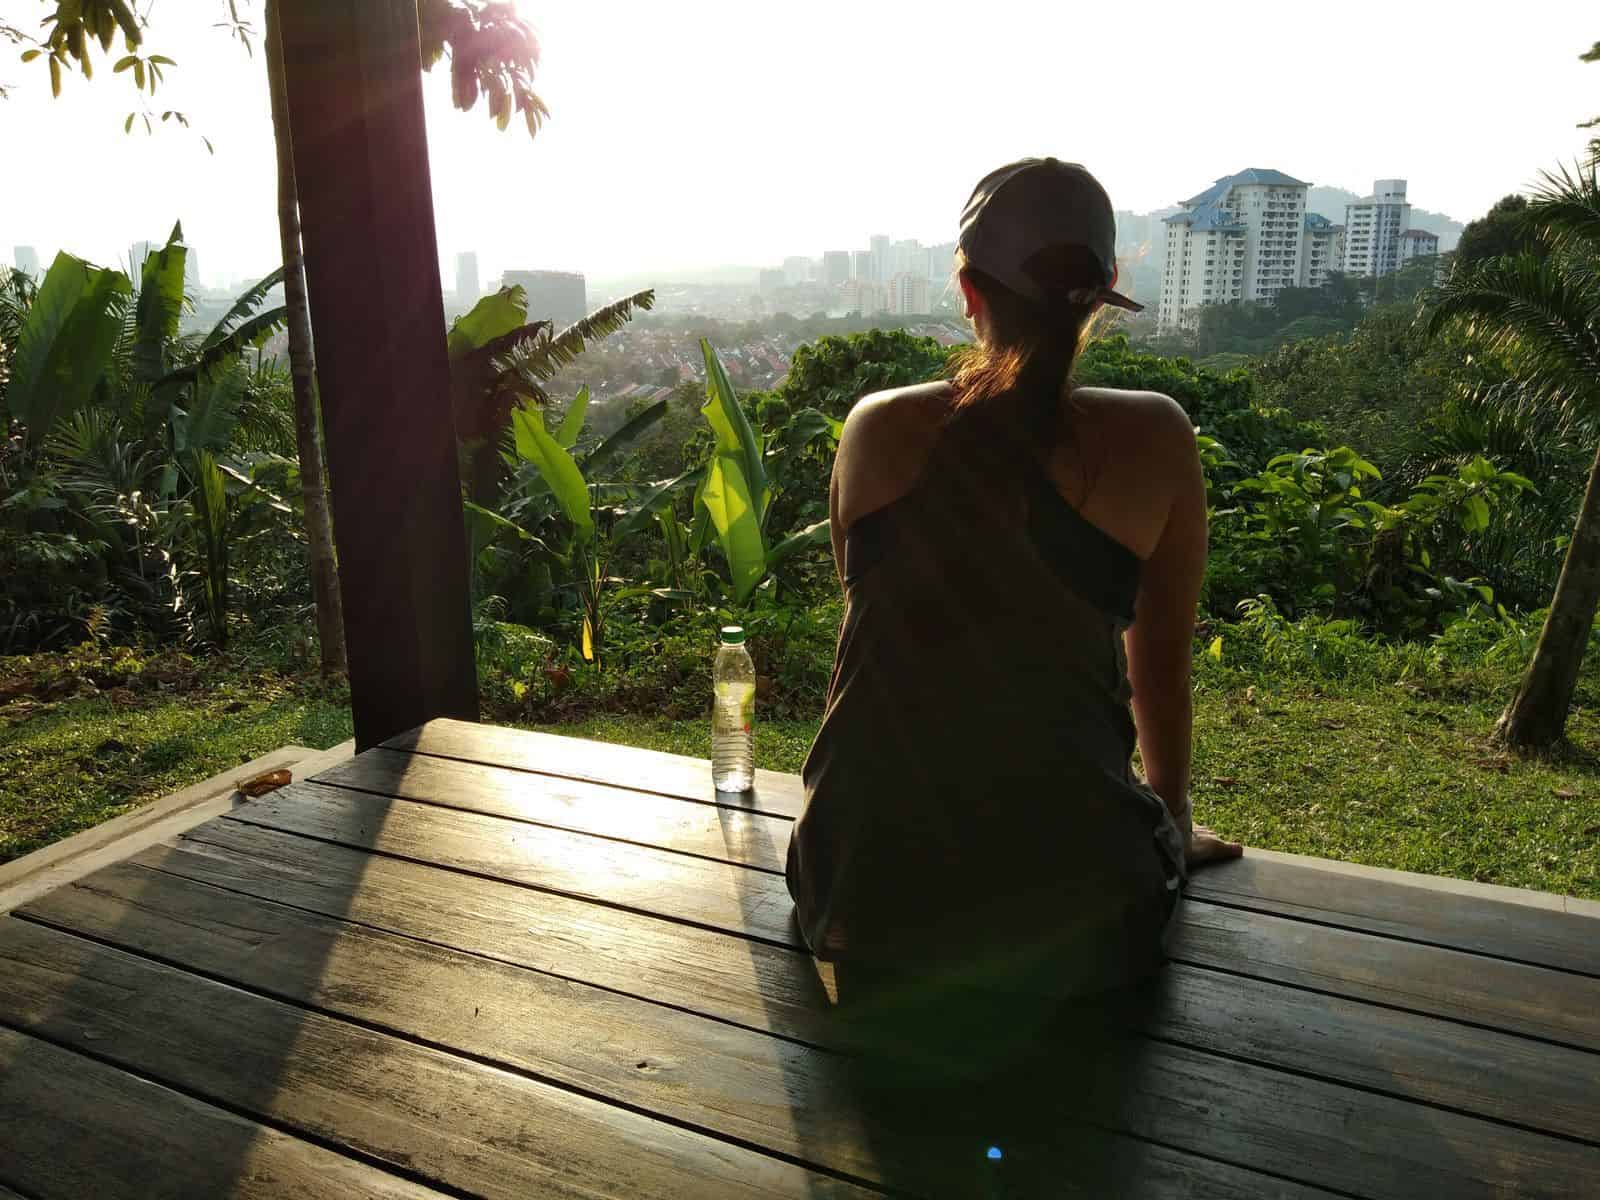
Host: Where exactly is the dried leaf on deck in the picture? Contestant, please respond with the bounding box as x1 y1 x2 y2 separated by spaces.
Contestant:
237 768 291 797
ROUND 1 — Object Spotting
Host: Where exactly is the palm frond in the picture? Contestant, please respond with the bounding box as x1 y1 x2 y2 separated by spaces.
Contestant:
202 267 285 351
1429 252 1600 431
158 306 287 389
1528 162 1600 252
497 289 655 390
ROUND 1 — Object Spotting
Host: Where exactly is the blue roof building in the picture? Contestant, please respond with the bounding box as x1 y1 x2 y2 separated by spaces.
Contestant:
1158 168 1325 335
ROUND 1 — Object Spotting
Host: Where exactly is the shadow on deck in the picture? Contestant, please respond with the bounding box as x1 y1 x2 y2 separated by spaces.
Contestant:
0 718 1595 1197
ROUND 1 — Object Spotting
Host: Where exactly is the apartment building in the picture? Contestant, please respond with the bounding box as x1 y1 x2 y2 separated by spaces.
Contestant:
822 251 851 287
886 272 930 316
840 278 886 315
1397 227 1440 266
1301 213 1344 289
1342 180 1412 278
1158 168 1312 334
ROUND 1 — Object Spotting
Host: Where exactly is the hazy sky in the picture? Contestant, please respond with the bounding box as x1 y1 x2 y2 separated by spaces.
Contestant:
2 0 1595 289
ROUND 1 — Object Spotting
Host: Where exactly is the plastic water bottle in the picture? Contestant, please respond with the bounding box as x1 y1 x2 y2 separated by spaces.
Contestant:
712 625 756 792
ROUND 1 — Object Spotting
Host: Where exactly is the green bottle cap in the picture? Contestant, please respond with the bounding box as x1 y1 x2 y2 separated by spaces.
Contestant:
719 625 746 645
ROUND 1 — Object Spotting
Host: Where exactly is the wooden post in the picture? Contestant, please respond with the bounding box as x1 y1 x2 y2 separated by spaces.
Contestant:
277 1 478 749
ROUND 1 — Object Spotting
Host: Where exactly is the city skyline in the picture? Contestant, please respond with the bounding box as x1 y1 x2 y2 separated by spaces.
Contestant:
2 1 1594 286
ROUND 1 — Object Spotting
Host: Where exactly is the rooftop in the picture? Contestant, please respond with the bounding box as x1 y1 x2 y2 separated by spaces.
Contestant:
1181 168 1310 208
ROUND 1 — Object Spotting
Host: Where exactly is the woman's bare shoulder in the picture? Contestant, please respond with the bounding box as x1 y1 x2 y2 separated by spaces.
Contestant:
1071 386 1195 451
846 381 955 433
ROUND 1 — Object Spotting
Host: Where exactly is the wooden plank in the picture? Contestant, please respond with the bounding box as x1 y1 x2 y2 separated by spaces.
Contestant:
386 723 1600 976
383 719 806 816
0 919 870 1200
317 747 790 871
1173 900 1600 1053
322 746 1600 1049
1189 855 1598 976
220 781 1600 1053
0 1023 441 1199
277 5 478 748
49 840 1600 1195
18 867 1319 1200
225 782 798 944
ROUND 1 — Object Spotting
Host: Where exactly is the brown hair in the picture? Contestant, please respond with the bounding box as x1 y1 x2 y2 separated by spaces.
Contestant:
947 244 1108 449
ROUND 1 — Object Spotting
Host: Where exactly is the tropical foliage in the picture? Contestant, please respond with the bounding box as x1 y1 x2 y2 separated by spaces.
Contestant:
1 227 298 650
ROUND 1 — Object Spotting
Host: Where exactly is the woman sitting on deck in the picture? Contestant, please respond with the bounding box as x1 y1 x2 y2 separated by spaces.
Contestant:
785 159 1242 1064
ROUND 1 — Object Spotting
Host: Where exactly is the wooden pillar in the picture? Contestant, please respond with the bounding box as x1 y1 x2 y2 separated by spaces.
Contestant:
277 0 478 749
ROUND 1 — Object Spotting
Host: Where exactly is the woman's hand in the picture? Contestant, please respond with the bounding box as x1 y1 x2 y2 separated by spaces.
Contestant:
1186 824 1243 868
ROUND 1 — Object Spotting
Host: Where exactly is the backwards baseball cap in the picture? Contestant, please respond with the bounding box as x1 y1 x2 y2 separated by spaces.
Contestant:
959 158 1142 312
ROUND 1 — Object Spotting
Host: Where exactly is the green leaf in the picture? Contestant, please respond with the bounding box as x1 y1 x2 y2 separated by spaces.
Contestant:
1462 494 1491 533
555 386 590 449
7 253 131 446
1207 635 1224 662
132 222 187 384
766 518 831 566
699 338 770 523
581 398 668 476
190 449 231 645
699 452 766 603
202 267 286 350
113 54 137 71
510 405 593 541
21 49 41 63
446 287 528 358
612 465 703 542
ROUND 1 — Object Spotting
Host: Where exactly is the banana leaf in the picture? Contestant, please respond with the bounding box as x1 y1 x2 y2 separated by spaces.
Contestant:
580 397 668 476
8 252 131 446
510 404 593 541
134 221 187 384
555 385 590 448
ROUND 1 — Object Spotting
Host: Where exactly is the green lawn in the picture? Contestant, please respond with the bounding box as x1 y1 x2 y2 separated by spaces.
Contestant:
3 657 1596 900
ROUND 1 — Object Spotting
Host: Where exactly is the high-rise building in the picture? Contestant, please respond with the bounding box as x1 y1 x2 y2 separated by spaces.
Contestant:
1342 180 1412 278
1396 228 1439 267
852 249 872 280
456 252 480 303
759 268 787 295
781 256 810 286
886 272 930 316
1299 214 1344 289
926 241 957 283
185 247 201 293
502 269 587 326
1158 168 1310 334
13 246 40 277
823 251 851 287
840 278 885 315
869 234 891 283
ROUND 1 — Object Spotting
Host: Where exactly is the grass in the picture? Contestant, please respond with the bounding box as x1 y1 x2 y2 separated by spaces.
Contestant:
543 682 1600 901
0 647 352 864
3 643 1597 901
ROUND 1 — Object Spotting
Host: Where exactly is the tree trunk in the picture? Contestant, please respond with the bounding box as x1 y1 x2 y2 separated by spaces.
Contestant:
266 0 346 676
1496 439 1600 749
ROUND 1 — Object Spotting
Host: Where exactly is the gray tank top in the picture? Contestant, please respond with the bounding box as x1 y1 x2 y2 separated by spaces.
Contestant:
786 398 1185 986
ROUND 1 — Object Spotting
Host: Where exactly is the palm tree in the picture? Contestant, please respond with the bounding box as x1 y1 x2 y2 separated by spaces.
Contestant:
1430 163 1600 749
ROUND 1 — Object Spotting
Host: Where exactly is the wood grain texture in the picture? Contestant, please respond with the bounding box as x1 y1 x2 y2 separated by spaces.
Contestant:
382 719 806 817
1173 900 1600 1052
43 838 1600 1195
0 1023 443 1199
1189 855 1598 976
385 723 1599 977
18 861 1322 1198
318 747 791 871
0 918 869 1200
225 781 799 943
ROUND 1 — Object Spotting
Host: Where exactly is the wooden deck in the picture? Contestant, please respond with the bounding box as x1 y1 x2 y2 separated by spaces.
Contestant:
1 719 1595 1197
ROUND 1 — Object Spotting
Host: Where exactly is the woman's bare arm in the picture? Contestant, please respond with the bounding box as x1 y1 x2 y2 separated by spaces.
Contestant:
1124 412 1240 865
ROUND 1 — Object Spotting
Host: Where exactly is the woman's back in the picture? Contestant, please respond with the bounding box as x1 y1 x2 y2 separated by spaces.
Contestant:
786 382 1192 988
